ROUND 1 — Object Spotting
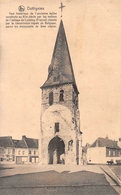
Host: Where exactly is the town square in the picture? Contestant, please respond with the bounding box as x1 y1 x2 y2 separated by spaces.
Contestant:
0 163 121 195
0 0 121 194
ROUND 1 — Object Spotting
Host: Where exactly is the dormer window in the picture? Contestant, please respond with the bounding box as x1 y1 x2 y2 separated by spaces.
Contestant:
59 90 64 101
49 92 53 105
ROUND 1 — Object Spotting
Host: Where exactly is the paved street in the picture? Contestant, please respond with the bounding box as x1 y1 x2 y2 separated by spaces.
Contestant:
0 186 120 195
0 164 120 195
109 165 121 180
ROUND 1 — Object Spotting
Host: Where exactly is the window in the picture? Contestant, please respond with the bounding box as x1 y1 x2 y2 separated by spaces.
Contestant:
12 148 15 154
34 151 36 155
75 97 78 108
113 151 115 156
8 148 11 154
18 150 21 155
109 150 111 156
59 90 64 101
49 92 53 105
55 122 59 133
29 150 31 155
22 151 25 155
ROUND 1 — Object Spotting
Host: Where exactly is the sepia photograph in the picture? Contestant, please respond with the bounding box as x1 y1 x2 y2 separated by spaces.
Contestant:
0 0 121 194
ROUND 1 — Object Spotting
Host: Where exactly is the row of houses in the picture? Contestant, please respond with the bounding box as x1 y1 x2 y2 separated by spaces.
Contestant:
0 135 121 165
0 136 39 164
83 137 121 164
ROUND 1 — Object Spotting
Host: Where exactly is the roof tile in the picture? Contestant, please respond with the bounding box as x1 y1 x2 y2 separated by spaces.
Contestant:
0 136 14 147
91 137 121 149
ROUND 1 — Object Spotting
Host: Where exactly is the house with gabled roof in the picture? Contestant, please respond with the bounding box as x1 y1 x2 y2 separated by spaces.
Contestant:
87 137 121 164
0 135 39 164
0 136 15 162
13 139 28 164
22 135 39 163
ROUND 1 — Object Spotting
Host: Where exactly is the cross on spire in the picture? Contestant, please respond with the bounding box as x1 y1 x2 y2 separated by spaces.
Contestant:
59 2 65 17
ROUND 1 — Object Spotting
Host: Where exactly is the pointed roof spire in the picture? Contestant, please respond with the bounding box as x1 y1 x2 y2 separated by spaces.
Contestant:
41 20 79 93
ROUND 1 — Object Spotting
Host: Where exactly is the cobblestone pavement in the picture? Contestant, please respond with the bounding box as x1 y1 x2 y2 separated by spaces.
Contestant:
0 186 120 195
0 164 120 195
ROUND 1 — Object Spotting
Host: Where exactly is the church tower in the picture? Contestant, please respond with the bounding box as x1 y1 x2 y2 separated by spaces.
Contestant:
40 19 82 165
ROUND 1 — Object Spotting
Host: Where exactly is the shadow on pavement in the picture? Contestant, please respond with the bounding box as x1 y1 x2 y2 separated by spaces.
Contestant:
0 170 114 186
0 170 120 195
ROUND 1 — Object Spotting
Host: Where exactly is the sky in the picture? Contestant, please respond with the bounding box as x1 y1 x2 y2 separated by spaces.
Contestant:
0 0 121 145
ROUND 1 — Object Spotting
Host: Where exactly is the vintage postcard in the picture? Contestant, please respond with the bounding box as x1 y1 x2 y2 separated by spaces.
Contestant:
0 0 121 194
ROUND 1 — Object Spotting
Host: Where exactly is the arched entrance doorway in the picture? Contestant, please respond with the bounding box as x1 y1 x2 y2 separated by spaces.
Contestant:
48 136 65 164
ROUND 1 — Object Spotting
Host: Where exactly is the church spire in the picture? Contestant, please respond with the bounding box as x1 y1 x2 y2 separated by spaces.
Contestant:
41 19 79 93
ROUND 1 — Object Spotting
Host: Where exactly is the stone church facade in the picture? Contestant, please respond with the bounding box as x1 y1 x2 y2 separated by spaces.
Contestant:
40 20 82 165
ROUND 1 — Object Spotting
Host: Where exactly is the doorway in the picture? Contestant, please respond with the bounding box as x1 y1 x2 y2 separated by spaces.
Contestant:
48 136 65 164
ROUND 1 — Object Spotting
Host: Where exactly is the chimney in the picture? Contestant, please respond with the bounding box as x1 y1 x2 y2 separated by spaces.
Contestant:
22 135 26 140
118 138 121 148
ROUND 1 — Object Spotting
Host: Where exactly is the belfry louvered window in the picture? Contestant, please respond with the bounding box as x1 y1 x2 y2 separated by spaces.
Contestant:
59 90 64 101
49 92 53 105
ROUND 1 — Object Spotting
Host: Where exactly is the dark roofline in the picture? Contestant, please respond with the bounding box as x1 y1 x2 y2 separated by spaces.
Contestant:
90 137 121 149
106 146 121 149
22 135 38 141
0 136 15 147
0 136 12 138
98 137 118 143
22 136 38 149
40 81 73 89
40 82 79 94
12 139 28 148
